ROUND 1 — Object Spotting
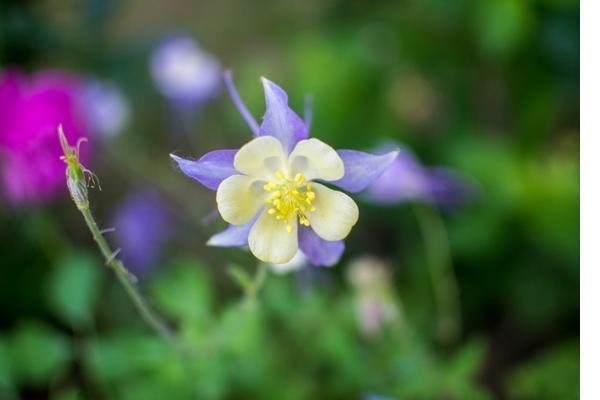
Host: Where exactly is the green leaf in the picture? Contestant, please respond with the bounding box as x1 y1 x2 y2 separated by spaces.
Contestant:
84 332 172 382
443 339 491 399
9 320 70 386
0 337 14 391
507 341 579 400
150 259 212 326
47 252 102 329
447 338 487 379
51 386 82 400
471 0 533 59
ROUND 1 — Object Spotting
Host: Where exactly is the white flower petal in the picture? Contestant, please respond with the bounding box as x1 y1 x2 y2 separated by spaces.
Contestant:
216 175 266 225
268 250 307 274
248 210 298 263
288 138 344 181
234 136 287 179
306 182 359 241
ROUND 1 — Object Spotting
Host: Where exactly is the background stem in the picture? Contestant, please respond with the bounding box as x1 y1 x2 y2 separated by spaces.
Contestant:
413 203 462 344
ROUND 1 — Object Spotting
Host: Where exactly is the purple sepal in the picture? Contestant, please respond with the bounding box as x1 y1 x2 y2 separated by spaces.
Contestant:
170 149 238 190
364 150 476 206
364 151 428 204
427 167 477 206
223 70 260 135
259 78 308 153
298 226 345 267
206 215 257 247
331 149 399 193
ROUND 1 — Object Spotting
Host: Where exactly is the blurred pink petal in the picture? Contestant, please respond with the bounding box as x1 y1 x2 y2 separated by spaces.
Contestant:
0 69 91 205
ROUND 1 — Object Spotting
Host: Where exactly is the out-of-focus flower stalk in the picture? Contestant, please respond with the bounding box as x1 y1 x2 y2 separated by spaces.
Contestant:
347 256 406 339
413 203 461 344
58 125 177 345
227 263 268 307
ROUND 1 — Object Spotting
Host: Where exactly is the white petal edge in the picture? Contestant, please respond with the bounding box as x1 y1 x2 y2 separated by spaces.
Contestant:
306 182 359 241
216 175 266 225
234 135 287 179
268 250 307 274
248 210 299 264
288 138 344 181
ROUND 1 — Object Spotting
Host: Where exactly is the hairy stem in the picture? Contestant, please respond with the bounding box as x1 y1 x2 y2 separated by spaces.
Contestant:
79 206 176 344
58 125 178 346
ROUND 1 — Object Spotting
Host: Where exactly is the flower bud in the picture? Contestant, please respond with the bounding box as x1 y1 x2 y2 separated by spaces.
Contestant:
58 124 92 210
66 169 89 210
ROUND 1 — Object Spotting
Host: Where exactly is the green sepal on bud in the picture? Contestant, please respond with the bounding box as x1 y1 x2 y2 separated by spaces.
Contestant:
58 124 98 210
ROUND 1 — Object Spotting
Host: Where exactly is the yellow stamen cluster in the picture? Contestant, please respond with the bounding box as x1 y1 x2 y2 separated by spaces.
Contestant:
264 171 316 233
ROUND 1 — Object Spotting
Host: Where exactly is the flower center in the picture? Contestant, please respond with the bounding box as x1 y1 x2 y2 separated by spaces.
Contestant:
263 171 316 233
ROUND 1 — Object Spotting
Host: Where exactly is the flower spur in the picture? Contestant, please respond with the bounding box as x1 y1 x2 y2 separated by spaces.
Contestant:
171 73 398 265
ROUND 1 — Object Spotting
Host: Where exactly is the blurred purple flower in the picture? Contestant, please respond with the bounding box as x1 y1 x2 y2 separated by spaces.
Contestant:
0 69 90 205
364 146 475 206
150 35 220 106
363 396 397 400
111 190 172 276
171 73 398 267
81 79 130 139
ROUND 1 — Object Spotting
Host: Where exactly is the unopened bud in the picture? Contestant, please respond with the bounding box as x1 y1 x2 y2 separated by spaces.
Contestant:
67 172 89 209
58 124 96 209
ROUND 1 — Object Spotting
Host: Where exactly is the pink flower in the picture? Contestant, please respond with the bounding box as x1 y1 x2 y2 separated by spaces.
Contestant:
0 69 91 205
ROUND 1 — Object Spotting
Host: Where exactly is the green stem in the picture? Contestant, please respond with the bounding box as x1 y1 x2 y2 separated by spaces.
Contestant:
227 263 269 305
79 206 176 344
413 203 462 344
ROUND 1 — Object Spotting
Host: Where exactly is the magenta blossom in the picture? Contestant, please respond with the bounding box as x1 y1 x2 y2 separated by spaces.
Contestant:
0 69 90 205
171 73 398 266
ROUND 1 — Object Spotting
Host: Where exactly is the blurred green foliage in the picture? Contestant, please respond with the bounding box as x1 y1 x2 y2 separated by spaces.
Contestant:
46 252 103 330
0 0 578 398
508 341 579 400
5 320 71 387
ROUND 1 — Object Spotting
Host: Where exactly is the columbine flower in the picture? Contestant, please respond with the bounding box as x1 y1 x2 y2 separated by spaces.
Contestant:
171 74 398 265
0 69 90 205
150 35 220 106
364 145 476 207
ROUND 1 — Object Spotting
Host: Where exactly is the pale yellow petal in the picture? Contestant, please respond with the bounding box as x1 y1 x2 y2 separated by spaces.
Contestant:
234 136 287 179
248 210 298 263
288 138 344 181
306 182 359 241
216 175 266 225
